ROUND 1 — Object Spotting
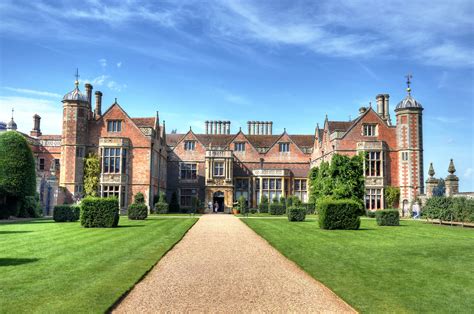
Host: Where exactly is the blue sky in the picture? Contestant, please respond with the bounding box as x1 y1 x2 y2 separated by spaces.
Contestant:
0 0 473 191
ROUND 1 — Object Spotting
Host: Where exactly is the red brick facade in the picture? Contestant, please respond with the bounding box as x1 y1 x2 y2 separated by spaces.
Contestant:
25 82 423 213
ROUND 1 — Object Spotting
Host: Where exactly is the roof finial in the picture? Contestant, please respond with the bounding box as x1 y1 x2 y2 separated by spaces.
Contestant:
405 73 412 95
369 101 372 108
448 158 456 175
11 107 14 120
74 68 80 88
428 162 435 177
114 98 117 104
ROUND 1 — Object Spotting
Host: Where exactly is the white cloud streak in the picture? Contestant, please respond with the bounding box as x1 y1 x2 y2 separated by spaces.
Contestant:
2 87 61 98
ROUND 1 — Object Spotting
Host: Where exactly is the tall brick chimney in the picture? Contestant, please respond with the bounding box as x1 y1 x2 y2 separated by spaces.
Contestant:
85 83 93 119
94 91 102 118
376 94 385 118
30 114 42 137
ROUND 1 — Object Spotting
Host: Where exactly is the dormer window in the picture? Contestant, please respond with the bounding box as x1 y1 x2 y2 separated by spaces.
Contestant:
234 142 245 152
107 120 122 132
363 124 376 137
279 142 290 152
184 141 196 151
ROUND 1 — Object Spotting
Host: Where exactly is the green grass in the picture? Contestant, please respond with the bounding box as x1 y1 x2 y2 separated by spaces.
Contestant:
237 213 318 219
242 217 474 313
0 216 197 313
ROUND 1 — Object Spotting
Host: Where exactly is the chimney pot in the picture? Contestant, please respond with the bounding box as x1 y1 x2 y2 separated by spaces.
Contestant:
94 91 102 118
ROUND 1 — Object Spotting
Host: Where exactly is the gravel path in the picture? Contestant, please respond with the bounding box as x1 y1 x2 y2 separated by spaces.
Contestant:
114 214 355 313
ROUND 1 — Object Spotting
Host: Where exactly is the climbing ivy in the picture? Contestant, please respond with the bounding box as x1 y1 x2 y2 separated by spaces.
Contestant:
83 154 100 197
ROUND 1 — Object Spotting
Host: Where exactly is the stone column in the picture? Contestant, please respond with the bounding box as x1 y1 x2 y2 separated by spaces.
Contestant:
425 162 439 198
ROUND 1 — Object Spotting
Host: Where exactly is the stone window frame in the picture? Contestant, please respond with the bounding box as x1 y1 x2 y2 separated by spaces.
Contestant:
180 188 197 207
180 162 197 180
101 185 126 208
234 142 245 152
184 140 196 151
107 120 122 133
235 177 250 201
293 178 308 202
102 147 127 174
38 158 45 170
362 124 377 137
365 188 382 211
279 142 290 153
256 178 283 204
402 151 409 161
365 151 382 177
54 158 60 171
213 161 225 177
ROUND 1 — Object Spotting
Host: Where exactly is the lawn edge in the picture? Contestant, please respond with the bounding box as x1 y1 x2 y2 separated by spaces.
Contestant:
239 217 358 313
106 217 200 313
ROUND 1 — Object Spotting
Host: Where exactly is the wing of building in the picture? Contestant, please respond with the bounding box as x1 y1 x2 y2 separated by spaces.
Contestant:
6 77 430 214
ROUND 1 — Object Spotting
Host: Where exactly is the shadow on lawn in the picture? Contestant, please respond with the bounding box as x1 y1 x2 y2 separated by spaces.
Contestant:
0 258 40 267
0 231 33 234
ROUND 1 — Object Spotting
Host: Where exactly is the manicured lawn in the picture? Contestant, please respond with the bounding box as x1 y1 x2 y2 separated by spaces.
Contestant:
242 217 474 313
0 216 197 313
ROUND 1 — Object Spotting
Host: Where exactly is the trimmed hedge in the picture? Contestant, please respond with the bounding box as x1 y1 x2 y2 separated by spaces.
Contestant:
80 197 119 228
269 203 285 215
53 205 80 222
258 202 269 213
128 203 148 220
423 196 474 223
366 210 377 218
318 199 362 230
154 202 169 214
288 206 306 222
302 202 316 214
375 210 400 226
249 208 258 214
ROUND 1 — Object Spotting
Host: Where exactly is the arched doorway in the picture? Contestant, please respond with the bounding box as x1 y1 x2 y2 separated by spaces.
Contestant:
213 191 225 212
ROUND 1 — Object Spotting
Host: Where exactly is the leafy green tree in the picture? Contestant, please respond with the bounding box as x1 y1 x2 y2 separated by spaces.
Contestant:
0 131 36 218
308 153 364 211
384 186 400 208
83 153 100 197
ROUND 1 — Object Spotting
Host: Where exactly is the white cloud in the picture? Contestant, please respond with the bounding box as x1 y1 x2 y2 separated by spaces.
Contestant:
116 61 122 68
0 96 62 134
465 168 473 178
99 58 107 69
107 81 127 92
2 87 61 98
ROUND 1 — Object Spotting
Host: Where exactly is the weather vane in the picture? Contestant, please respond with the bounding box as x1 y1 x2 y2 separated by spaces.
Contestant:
405 73 413 95
74 68 80 87
11 108 14 119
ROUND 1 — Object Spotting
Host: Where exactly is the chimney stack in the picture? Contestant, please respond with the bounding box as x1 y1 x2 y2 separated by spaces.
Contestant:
376 94 385 118
264 122 269 135
85 83 93 118
94 91 102 118
269 121 273 135
30 114 42 137
226 121 231 134
383 94 391 124
247 121 251 134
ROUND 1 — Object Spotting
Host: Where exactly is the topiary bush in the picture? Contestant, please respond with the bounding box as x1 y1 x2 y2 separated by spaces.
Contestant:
80 197 119 228
154 202 169 214
288 206 306 222
169 191 180 213
53 205 80 222
318 198 362 230
128 203 148 220
303 202 316 215
269 203 285 215
375 209 400 226
134 192 145 204
258 195 269 213
238 195 248 215
249 208 258 214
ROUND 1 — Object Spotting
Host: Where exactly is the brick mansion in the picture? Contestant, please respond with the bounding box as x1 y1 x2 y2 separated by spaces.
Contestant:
4 75 434 214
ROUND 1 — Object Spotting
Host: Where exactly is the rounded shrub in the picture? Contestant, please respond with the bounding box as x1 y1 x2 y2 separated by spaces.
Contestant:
154 202 169 214
258 195 269 213
375 210 400 226
134 192 145 204
80 197 119 228
53 205 80 222
318 198 362 230
288 206 306 222
128 203 148 220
